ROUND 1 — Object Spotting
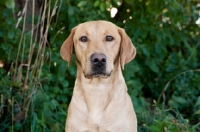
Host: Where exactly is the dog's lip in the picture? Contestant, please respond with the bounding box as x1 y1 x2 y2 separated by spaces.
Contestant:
84 71 112 79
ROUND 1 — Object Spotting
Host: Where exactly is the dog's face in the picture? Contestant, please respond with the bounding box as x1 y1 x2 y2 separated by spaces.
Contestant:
73 21 121 78
60 21 136 79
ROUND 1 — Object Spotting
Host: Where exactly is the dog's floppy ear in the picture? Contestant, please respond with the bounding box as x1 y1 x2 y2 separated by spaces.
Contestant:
118 27 136 70
60 27 77 66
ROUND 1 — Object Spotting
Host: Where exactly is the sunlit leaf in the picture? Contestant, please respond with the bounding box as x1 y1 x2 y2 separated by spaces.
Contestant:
77 1 87 7
5 0 15 9
100 2 105 12
94 0 100 7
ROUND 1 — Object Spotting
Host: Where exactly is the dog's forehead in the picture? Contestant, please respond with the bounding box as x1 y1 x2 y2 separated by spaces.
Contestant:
75 21 119 36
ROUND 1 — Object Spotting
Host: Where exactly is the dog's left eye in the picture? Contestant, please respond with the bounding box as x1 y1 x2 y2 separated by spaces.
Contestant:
106 36 114 41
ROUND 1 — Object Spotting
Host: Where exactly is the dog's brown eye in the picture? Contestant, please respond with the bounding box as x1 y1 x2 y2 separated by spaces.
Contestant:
106 36 114 41
80 36 88 42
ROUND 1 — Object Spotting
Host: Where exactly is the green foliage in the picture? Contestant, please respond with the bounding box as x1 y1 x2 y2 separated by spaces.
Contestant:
0 0 200 131
5 0 15 9
141 102 196 132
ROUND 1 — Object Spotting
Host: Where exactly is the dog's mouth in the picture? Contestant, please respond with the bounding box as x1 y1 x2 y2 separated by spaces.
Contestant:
84 53 113 79
84 71 112 79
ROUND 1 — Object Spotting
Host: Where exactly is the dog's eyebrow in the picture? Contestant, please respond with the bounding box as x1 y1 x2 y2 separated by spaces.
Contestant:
80 30 89 36
102 30 114 36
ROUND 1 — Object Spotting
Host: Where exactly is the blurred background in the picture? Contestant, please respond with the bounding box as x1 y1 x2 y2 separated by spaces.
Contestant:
0 0 200 131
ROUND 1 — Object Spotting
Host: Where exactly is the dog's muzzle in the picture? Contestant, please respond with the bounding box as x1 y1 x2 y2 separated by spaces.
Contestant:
85 53 111 78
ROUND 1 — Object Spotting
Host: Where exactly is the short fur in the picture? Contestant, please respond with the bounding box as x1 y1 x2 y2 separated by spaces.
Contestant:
60 20 137 132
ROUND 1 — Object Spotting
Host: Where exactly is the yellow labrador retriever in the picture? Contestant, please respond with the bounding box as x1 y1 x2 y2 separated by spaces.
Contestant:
60 20 137 132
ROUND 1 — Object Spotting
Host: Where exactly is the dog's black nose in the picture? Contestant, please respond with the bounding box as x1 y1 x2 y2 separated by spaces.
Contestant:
91 53 106 67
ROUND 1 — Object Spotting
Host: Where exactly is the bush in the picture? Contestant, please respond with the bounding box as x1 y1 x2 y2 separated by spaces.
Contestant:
0 0 200 131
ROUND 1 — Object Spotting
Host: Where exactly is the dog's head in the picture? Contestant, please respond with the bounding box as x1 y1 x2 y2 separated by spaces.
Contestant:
60 21 136 79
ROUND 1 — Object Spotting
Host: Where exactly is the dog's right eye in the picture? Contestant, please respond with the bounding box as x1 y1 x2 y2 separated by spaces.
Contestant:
79 36 88 42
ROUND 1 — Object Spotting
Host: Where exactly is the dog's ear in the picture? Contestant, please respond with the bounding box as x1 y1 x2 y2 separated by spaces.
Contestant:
118 27 136 70
60 27 77 66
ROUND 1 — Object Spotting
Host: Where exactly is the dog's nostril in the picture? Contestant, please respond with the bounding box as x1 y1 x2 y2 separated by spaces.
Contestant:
102 58 106 64
93 58 99 65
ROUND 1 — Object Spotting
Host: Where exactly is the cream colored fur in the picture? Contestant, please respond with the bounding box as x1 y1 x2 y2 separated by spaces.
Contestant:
60 21 137 132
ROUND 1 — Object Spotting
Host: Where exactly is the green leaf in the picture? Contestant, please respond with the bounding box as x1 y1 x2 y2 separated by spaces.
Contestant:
140 44 150 56
14 122 22 130
155 42 161 55
8 30 14 39
127 80 143 90
127 80 144 96
136 38 143 43
61 95 68 103
51 123 62 132
5 0 15 9
172 96 188 105
146 60 159 73
195 96 200 106
68 6 74 15
62 80 69 88
77 1 87 7
63 89 69 94
113 0 119 5
100 2 106 12
51 99 59 108
106 2 112 8
43 84 49 91
53 86 60 94
148 120 164 131
58 75 64 82
195 109 200 115
31 112 37 132
134 27 141 38
1 43 11 50
140 14 146 23
94 0 100 7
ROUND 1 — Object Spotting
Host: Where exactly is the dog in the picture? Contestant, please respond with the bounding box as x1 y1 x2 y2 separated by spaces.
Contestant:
60 20 137 132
